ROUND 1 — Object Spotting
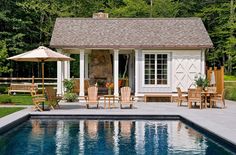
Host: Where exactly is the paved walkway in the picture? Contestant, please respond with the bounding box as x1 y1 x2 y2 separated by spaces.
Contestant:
0 100 236 146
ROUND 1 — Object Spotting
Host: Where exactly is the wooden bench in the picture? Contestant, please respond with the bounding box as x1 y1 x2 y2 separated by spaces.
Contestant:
144 93 177 102
8 83 38 95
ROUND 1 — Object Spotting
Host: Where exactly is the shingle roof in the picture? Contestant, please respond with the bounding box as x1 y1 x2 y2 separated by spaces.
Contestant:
50 18 213 49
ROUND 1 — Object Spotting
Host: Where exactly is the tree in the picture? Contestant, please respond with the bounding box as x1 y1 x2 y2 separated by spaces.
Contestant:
0 41 12 74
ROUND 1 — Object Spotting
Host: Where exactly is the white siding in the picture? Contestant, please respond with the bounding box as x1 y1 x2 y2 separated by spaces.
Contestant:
136 49 203 94
172 50 202 92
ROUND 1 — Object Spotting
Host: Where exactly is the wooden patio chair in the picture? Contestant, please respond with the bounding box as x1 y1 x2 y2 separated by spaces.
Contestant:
45 86 62 110
176 87 188 106
85 86 100 109
120 87 134 109
32 94 46 112
210 89 226 108
73 79 90 94
188 88 204 109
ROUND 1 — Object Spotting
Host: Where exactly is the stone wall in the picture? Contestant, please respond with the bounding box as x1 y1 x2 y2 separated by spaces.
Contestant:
89 50 113 85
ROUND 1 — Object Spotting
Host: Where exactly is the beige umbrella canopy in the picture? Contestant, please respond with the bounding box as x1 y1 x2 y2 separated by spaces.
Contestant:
8 46 74 94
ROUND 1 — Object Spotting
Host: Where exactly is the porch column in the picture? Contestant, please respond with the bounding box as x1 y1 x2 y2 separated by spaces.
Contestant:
80 49 85 96
114 49 119 96
57 61 62 95
57 49 64 95
135 49 139 96
201 49 206 75
129 53 135 92
85 53 88 79
65 53 70 79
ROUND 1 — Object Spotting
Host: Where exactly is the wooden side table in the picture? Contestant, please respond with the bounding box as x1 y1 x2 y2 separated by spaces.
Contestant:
104 95 116 109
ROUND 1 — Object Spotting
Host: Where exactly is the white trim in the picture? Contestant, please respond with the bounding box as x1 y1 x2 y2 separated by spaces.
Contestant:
135 49 139 96
85 53 89 79
79 49 85 96
201 49 205 75
141 51 171 88
114 49 119 96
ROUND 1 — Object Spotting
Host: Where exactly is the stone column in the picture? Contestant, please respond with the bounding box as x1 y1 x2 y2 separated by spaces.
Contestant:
80 49 85 96
114 49 119 96
135 49 139 96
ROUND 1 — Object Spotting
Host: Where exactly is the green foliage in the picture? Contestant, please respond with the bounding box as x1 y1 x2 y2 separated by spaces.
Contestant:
194 74 209 89
64 92 77 102
0 97 12 104
225 87 236 101
0 41 12 73
63 79 75 93
224 75 236 81
151 0 179 17
0 107 24 118
107 0 149 17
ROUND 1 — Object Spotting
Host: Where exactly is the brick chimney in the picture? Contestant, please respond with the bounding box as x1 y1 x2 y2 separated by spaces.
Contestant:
93 10 109 19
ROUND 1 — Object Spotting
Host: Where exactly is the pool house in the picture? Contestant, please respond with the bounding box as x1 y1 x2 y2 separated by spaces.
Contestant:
50 12 213 96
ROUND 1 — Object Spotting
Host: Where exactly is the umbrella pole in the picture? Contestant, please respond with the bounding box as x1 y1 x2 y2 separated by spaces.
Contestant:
42 62 45 95
42 61 45 111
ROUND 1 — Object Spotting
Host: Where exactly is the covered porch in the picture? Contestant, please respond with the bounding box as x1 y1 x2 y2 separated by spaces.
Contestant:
56 49 139 96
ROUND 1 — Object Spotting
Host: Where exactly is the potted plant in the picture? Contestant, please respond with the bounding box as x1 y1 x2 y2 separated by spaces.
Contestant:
63 79 77 102
194 74 209 90
105 82 114 95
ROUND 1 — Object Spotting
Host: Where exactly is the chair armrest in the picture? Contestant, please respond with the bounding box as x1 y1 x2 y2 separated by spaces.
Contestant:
84 96 88 101
131 96 135 101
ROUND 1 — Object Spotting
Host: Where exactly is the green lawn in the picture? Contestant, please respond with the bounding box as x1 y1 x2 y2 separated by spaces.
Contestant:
224 75 236 81
224 75 236 101
0 107 24 118
0 94 33 105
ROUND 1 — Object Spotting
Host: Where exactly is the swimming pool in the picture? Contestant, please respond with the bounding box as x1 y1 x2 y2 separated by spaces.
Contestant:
0 119 234 155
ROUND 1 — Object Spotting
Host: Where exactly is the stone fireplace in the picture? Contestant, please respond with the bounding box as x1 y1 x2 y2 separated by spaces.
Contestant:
89 50 113 86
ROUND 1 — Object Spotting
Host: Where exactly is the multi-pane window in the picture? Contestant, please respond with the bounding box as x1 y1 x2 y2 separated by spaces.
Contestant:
144 54 168 85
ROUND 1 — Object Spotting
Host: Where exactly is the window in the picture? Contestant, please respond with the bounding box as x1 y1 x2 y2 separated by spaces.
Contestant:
144 53 168 85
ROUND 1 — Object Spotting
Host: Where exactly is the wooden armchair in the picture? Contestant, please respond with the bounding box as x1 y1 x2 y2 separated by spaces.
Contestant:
85 86 100 109
73 79 90 94
120 87 134 109
210 89 225 108
176 87 188 106
32 94 46 112
188 88 204 109
45 86 62 110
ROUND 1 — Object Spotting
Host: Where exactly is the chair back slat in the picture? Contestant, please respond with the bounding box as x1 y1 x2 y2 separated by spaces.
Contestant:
88 86 98 101
45 86 56 100
121 87 131 102
206 87 217 93
176 87 182 97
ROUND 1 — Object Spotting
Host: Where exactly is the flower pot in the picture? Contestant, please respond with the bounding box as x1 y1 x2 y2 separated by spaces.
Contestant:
108 88 112 95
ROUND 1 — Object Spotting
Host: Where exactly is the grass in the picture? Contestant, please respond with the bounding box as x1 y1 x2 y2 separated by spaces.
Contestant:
0 107 24 118
224 75 236 101
0 94 33 105
224 75 236 81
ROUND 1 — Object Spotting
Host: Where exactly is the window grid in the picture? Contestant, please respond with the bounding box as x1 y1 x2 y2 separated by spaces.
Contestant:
144 54 168 85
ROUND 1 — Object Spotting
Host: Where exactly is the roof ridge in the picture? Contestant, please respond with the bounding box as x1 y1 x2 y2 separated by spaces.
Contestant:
56 17 201 20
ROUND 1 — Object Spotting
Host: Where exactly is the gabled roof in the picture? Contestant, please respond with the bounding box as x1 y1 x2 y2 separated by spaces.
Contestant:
50 18 213 49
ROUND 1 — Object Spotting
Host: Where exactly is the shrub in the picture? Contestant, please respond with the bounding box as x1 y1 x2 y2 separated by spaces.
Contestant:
63 79 75 93
64 93 77 102
0 85 8 94
0 97 12 104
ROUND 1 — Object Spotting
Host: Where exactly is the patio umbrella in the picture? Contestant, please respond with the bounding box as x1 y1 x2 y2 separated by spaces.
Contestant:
210 70 216 86
8 46 74 95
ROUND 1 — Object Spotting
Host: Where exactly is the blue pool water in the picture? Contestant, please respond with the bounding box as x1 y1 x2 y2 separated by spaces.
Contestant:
0 119 234 155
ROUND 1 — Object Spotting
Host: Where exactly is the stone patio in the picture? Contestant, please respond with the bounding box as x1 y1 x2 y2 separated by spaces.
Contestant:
0 100 236 147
